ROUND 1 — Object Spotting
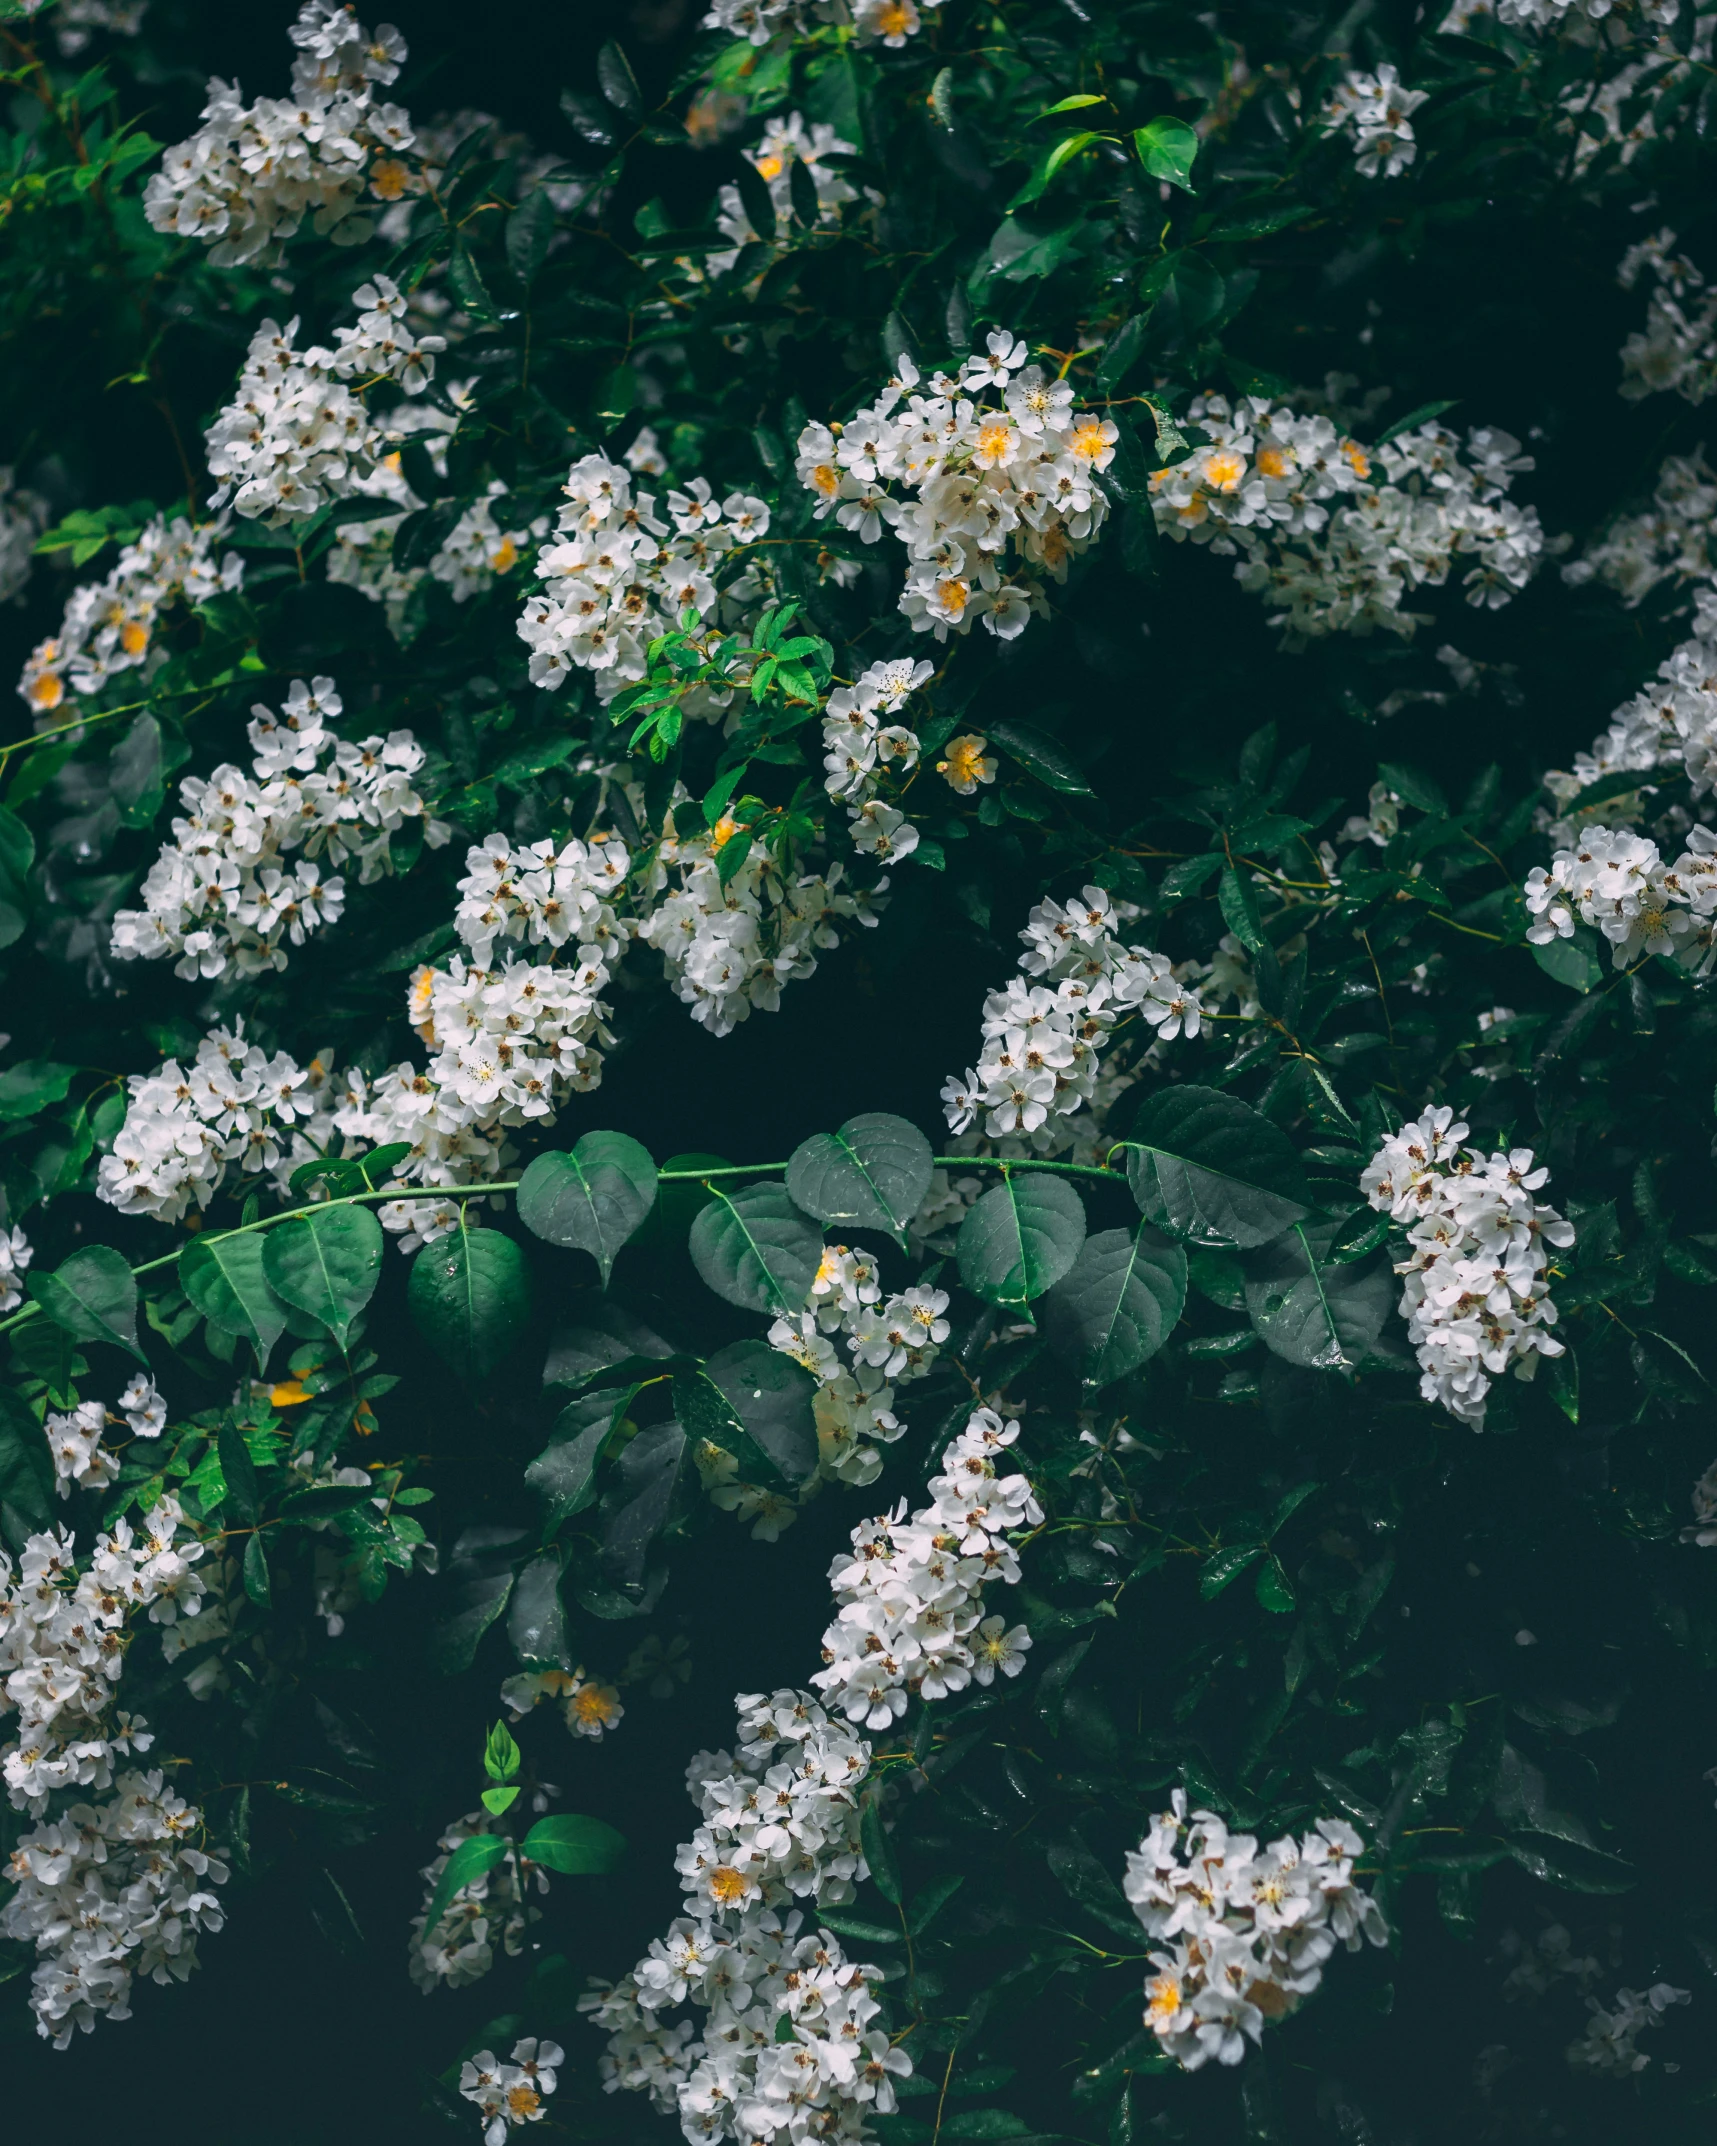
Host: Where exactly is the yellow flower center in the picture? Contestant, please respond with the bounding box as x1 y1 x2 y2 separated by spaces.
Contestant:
976 419 1013 459
370 158 411 200
120 619 150 656
1204 449 1245 491
572 1682 619 1726
812 463 840 497
709 1865 748 1903
1256 445 1288 478
1147 1973 1182 2022
1341 440 1371 477
489 536 518 573
938 578 969 616
27 673 63 710
753 152 785 182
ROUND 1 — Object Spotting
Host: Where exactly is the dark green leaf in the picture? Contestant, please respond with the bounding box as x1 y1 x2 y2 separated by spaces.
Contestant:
261 1206 384 1351
1041 1225 1187 1388
526 1387 633 1533
30 1244 143 1362
423 1833 510 1937
674 1340 819 1487
957 1174 1087 1306
1124 1088 1312 1248
596 39 642 116
983 717 1092 795
243 1531 271 1609
1200 1542 1265 1597
218 1420 258 1525
505 188 557 285
1244 1222 1392 1371
0 1060 76 1122
1134 115 1199 190
179 1232 289 1363
0 1387 53 1533
603 1421 690 1585
517 1132 658 1284
507 1553 571 1668
785 1112 933 1246
688 1183 823 1315
407 1227 532 1382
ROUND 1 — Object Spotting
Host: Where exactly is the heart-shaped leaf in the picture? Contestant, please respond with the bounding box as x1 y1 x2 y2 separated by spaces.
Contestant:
1041 1225 1187 1388
262 1206 384 1350
956 1173 1087 1306
1124 1087 1311 1248
786 1112 933 1247
688 1183 822 1315
30 1244 144 1362
180 1232 289 1363
1243 1221 1392 1372
516 1132 658 1284
408 1226 532 1382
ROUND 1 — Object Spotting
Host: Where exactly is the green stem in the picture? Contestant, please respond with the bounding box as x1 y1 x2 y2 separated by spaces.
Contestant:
0 1151 1129 1343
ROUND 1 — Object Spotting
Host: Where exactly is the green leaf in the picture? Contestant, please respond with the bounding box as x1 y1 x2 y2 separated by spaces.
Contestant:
906 1871 965 1936
526 1388 633 1535
430 1569 515 1674
859 1794 902 1904
1244 1222 1392 1372
942 2115 1034 2141
983 717 1092 795
1200 1542 1265 1598
423 1833 510 1938
1124 1088 1312 1248
279 1483 376 1521
1376 761 1449 818
1218 868 1266 955
261 1207 384 1351
1255 1557 1296 1613
957 1174 1087 1306
1531 930 1604 994
688 1183 823 1315
482 1784 521 1816
484 1719 522 1783
1036 93 1107 117
603 1421 690 1585
30 1244 144 1362
505 188 556 285
0 1060 75 1122
517 1132 658 1284
507 1552 572 1666
675 1340 819 1488
0 1387 53 1534
242 1531 271 1609
785 1112 933 1247
407 1227 532 1382
1372 399 1459 447
217 1420 259 1526
179 1232 289 1363
596 38 643 116
1134 116 1199 191
520 1812 627 1874
1040 1225 1187 1388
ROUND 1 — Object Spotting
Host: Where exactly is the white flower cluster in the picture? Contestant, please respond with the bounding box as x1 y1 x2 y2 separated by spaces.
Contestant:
205 276 445 525
702 0 945 45
47 1377 165 1499
797 329 1118 644
1542 587 1717 834
409 1810 548 1992
588 1406 1035 2142
637 811 881 1038
711 111 859 273
821 656 931 865
1525 822 1717 973
1618 227 1717 405
109 676 442 981
1562 446 1717 605
517 450 772 701
1154 395 1546 639
1321 66 1427 178
430 482 547 602
942 884 1204 1155
322 385 471 630
763 1250 946 1500
460 2039 564 2145
336 831 632 1244
0 467 48 607
1123 1790 1388 2073
46 0 149 58
143 0 418 267
812 1407 1038 1728
501 1666 625 1740
582 1691 902 2145
1683 1454 1717 1545
0 1223 32 1312
0 1499 227 2046
96 1024 336 1225
1362 1109 1572 1428
19 514 242 716
1567 1981 1690 2073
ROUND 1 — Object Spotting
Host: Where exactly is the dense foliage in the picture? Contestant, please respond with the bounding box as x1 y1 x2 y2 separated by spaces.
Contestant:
4 0 1717 2138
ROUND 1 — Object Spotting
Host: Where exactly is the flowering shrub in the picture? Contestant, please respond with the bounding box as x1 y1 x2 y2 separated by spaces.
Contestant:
5 1 1717 2140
